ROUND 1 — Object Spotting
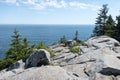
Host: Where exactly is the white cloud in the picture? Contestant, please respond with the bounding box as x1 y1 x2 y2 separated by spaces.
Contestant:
21 0 36 5
30 0 68 10
0 0 100 11
69 1 100 11
3 0 16 3
0 0 20 6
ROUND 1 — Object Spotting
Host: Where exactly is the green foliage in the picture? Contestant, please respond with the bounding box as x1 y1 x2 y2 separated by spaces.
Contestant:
60 35 67 44
114 15 120 41
6 29 22 59
36 42 55 58
92 4 120 42
0 58 14 70
0 29 35 71
45 48 55 58
36 42 46 49
21 38 35 59
6 29 34 61
93 4 109 36
71 42 81 48
70 47 80 53
74 31 78 41
104 15 115 37
70 41 81 54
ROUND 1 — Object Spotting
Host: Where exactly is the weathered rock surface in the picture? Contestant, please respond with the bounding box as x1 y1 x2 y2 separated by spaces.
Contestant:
7 60 25 71
1 36 120 80
2 66 82 80
25 49 50 68
84 36 120 49
52 36 120 80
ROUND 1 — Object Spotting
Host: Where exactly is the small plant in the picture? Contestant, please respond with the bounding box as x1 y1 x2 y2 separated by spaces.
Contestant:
45 48 55 58
60 35 67 44
36 42 55 58
0 58 15 70
70 47 80 53
49 62 59 66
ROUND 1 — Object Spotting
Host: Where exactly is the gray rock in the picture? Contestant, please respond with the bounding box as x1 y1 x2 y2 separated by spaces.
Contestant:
4 66 82 80
63 64 89 80
95 73 114 80
66 40 76 47
7 60 25 71
84 36 120 49
112 47 120 53
59 36 120 80
1 36 120 80
25 49 50 68
116 76 120 80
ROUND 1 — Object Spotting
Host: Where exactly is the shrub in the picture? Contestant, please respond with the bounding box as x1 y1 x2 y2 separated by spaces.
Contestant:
60 35 67 44
36 42 55 58
0 58 14 70
70 47 80 53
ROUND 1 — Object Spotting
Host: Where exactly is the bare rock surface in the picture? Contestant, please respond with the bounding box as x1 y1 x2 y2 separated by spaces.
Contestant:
1 36 120 80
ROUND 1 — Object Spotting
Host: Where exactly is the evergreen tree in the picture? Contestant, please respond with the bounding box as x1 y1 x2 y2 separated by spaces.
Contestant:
60 35 67 44
74 31 78 41
6 29 34 61
114 15 120 41
6 29 22 60
21 38 34 59
93 4 109 36
105 15 115 37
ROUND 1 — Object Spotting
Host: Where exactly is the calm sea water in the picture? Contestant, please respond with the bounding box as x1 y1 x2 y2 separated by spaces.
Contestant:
0 25 94 59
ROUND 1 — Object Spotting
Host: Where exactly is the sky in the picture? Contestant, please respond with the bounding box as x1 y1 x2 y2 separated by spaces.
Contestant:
0 0 120 24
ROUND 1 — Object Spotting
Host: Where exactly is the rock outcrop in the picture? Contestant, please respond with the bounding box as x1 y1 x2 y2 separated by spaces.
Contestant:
1 36 120 80
7 60 25 71
25 49 50 68
1 66 82 80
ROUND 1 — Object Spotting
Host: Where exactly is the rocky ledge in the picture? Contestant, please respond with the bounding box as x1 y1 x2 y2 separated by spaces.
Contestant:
1 36 120 80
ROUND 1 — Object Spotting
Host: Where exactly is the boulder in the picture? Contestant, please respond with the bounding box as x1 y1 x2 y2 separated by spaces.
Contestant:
7 60 25 71
25 49 50 68
84 36 120 49
65 40 76 47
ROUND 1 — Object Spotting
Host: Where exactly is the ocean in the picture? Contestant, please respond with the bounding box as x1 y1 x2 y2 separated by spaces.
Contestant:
0 25 94 59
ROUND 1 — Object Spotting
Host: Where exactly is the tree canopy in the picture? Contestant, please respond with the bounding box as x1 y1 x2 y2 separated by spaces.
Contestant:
92 4 120 42
93 4 109 36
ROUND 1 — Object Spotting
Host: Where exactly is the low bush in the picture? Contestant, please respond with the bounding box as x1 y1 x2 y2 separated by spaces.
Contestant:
36 42 55 58
0 58 15 70
70 47 80 53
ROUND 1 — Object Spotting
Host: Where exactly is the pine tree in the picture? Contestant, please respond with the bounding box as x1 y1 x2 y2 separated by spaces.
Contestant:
21 38 34 60
93 4 109 36
1 29 34 70
74 31 78 41
6 29 22 60
114 15 120 41
105 15 115 37
6 29 34 61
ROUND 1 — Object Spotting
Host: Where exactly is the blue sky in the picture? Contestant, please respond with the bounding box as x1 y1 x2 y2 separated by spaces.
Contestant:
0 0 120 24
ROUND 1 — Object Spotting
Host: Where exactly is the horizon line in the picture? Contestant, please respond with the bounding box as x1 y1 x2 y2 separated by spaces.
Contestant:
0 24 95 25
